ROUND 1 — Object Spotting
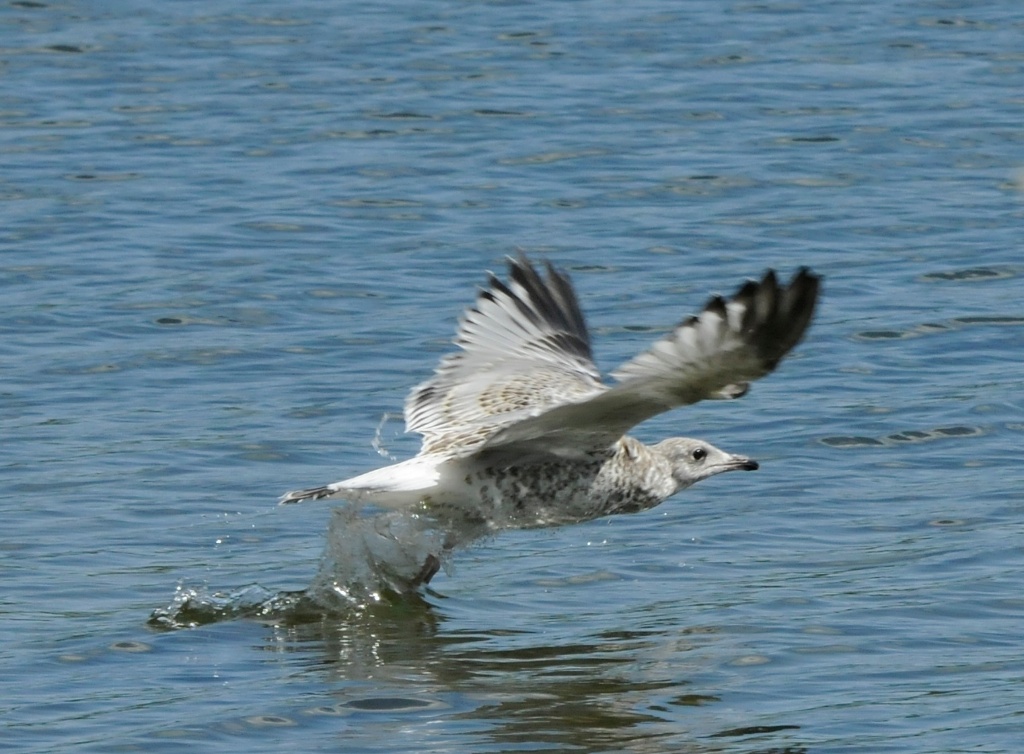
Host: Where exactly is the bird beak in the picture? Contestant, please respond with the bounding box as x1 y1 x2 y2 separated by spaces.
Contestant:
727 455 759 472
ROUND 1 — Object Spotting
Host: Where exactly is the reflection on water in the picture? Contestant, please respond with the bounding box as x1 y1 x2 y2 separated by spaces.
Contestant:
155 588 808 753
151 572 812 752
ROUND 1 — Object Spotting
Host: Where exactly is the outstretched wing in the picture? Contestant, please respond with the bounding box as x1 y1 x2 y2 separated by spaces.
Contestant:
476 268 820 461
404 255 606 455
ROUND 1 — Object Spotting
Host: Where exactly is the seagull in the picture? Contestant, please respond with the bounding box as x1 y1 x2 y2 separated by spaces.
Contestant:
281 256 820 542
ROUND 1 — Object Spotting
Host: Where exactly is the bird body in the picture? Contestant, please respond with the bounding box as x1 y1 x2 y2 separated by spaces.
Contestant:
285 435 755 531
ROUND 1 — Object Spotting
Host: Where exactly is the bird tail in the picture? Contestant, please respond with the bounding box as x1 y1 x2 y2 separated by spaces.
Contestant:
279 485 336 504
278 456 443 506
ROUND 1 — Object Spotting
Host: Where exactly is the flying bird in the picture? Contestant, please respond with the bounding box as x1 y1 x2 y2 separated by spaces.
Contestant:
282 256 819 549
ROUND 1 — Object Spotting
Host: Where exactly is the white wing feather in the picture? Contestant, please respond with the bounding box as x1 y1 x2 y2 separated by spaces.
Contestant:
476 268 820 461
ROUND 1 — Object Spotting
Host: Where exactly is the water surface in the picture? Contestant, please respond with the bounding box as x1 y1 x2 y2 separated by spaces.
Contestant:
3 0 1023 751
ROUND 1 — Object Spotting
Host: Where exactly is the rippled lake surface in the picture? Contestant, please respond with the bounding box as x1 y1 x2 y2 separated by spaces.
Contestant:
4 0 1023 751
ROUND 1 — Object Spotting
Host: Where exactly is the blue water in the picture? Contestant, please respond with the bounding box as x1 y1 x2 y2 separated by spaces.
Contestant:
4 0 1023 751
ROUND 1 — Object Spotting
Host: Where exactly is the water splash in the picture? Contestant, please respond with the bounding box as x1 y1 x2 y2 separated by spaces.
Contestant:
305 505 455 608
371 411 401 461
150 505 462 629
148 583 311 630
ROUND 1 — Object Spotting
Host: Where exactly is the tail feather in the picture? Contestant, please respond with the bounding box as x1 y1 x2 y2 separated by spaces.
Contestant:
279 456 443 507
279 486 335 505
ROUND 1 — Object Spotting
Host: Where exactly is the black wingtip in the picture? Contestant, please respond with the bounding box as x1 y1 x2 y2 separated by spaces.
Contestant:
706 295 728 319
713 265 822 373
507 250 536 277
487 253 592 361
789 266 822 300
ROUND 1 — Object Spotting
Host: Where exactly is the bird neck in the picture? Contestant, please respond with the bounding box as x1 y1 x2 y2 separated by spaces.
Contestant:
614 437 680 501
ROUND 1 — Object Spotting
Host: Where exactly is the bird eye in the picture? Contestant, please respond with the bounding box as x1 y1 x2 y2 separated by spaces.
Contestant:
691 447 707 461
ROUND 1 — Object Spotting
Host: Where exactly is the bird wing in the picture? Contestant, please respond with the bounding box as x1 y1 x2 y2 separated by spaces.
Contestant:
475 268 820 462
404 255 606 456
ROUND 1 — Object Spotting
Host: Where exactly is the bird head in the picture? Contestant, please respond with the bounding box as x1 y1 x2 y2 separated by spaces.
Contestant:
653 437 759 492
